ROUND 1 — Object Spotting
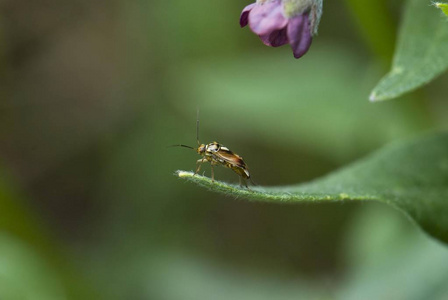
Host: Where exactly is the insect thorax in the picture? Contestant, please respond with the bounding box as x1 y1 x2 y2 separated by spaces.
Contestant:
205 142 220 153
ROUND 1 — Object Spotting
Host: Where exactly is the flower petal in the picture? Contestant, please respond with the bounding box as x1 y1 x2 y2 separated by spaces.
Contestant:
287 14 312 59
258 27 288 47
240 3 256 27
249 1 288 36
270 28 288 47
258 33 272 46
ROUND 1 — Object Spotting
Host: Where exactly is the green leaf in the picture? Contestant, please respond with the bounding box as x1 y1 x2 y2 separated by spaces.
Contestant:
177 132 448 244
434 2 448 17
370 0 448 101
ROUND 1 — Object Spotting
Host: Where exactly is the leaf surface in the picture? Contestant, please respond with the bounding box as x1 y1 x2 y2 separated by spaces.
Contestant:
177 132 448 244
370 0 448 101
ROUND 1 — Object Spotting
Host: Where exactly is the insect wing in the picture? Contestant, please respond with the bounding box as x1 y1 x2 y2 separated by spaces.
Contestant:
214 147 247 169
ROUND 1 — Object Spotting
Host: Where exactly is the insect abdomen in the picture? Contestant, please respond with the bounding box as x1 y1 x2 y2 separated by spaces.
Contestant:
227 163 250 179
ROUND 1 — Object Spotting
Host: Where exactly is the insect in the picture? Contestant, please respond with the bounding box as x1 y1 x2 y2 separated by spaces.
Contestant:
172 112 253 188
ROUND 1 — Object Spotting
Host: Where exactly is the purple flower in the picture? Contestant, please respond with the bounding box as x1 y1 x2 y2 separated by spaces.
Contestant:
240 0 322 59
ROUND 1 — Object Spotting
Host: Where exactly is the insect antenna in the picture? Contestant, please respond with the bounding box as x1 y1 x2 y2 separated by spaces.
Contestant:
168 144 195 150
196 109 200 146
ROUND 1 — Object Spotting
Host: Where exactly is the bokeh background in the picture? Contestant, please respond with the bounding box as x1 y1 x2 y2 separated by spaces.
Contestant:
1 0 448 299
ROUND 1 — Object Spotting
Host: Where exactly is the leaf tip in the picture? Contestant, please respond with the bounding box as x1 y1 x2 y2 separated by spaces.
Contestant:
369 90 391 102
175 169 263 197
176 170 194 178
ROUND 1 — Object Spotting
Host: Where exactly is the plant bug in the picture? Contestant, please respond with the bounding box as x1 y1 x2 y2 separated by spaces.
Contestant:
172 112 253 188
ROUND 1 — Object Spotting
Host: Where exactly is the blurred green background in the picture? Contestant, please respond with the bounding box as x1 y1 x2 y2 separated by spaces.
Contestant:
1 0 448 299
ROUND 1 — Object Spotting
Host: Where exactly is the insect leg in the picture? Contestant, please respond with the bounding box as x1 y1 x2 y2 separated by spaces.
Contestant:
239 176 250 189
211 165 215 182
195 158 207 176
249 177 257 186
